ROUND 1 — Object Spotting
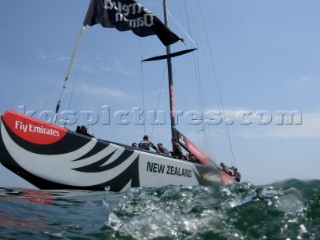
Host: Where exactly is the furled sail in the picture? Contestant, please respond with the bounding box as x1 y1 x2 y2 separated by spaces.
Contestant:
172 127 213 165
83 0 182 46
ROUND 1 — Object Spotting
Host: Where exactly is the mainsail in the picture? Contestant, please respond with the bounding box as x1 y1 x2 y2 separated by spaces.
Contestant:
83 0 182 46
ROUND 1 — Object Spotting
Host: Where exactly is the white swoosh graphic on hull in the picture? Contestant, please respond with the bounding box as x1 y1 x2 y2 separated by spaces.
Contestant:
1 126 138 187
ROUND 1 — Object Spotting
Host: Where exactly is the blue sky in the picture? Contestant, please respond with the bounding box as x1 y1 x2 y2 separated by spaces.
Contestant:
1 0 320 188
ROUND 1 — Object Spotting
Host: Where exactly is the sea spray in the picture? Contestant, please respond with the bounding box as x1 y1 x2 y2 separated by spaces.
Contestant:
0 179 319 239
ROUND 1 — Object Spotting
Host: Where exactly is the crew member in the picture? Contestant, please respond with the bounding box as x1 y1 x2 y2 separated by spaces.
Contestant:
233 168 241 182
138 135 157 151
157 143 170 156
220 162 233 176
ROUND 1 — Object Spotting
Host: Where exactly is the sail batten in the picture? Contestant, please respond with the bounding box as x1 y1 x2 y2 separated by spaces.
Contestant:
83 0 181 46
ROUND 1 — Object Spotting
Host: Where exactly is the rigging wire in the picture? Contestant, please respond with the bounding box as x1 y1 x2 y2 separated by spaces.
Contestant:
167 9 196 47
54 25 86 124
64 60 80 128
150 62 167 139
181 0 209 152
139 47 147 135
195 1 237 167
139 34 155 136
184 0 211 152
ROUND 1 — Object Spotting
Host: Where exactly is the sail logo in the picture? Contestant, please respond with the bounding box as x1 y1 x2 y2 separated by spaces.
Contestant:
15 121 60 137
104 0 154 28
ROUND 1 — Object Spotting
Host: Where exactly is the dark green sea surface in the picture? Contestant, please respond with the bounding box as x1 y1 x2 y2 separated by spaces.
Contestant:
0 179 319 239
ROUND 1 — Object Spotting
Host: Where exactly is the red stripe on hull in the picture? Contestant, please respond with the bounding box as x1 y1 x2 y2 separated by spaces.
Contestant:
2 110 67 145
220 171 235 185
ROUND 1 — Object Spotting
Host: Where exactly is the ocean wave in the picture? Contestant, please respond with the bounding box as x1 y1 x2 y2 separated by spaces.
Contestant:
0 179 319 239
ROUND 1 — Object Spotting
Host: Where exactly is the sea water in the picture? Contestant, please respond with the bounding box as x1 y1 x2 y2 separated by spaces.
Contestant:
0 179 319 239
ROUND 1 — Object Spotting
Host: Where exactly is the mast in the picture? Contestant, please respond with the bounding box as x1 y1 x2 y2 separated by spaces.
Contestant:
163 0 175 140
161 1 211 164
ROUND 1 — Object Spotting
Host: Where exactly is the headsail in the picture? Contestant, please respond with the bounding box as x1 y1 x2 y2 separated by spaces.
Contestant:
83 0 182 46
